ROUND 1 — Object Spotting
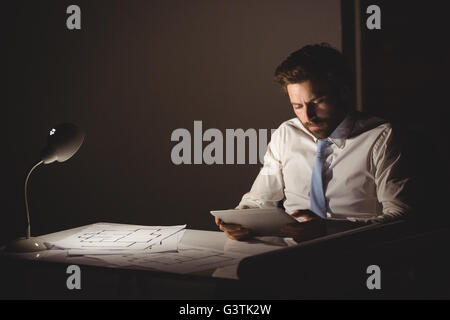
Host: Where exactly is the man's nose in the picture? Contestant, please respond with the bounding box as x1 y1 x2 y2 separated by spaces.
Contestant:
304 103 316 122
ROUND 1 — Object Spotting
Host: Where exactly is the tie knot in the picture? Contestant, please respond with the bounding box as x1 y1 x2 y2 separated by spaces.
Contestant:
316 139 330 157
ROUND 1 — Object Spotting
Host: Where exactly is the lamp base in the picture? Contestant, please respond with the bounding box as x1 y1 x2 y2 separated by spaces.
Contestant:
4 237 48 253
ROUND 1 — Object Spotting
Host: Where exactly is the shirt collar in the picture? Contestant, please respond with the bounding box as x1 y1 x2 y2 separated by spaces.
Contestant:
297 112 354 149
328 113 354 148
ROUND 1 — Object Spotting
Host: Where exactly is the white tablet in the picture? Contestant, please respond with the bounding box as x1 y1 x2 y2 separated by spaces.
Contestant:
210 208 300 236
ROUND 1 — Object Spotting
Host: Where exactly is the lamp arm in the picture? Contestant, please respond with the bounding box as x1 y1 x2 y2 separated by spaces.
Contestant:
25 160 43 239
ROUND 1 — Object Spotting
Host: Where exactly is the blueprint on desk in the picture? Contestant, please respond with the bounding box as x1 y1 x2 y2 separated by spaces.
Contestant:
83 244 248 274
3 223 299 279
42 222 248 275
47 223 186 253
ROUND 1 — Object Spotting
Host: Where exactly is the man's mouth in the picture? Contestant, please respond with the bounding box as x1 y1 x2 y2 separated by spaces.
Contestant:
307 123 322 130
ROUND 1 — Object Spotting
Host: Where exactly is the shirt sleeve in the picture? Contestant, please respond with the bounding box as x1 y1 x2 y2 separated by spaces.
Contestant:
237 128 285 209
353 125 411 224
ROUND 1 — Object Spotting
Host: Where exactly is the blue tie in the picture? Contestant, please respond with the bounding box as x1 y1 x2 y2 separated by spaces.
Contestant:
310 139 331 219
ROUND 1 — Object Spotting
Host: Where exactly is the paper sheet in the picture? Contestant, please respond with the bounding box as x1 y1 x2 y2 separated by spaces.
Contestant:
47 223 186 253
67 229 186 256
83 244 248 274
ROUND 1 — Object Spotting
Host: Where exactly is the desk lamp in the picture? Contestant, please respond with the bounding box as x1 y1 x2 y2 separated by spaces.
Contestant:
5 123 85 252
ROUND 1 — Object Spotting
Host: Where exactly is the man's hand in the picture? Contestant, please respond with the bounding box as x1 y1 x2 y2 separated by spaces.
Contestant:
215 205 252 241
280 209 326 242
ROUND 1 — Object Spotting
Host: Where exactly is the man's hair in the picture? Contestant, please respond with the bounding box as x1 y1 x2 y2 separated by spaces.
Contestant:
274 43 353 96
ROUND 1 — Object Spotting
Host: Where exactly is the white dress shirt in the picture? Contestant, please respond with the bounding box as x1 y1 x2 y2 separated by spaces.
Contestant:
238 111 410 223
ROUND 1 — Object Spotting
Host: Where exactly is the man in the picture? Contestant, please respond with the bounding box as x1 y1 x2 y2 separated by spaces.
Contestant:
215 43 410 242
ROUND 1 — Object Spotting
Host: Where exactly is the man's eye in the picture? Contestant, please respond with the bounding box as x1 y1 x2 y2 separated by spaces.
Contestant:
293 104 302 109
315 97 326 104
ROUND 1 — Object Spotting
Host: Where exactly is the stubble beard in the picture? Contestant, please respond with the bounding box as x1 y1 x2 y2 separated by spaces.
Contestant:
303 121 330 139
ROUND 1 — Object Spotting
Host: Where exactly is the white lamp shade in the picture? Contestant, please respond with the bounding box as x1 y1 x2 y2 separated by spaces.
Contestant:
41 123 85 164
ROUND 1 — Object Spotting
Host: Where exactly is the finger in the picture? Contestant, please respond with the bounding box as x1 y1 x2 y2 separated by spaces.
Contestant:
215 217 222 226
226 232 243 241
226 228 251 240
220 222 242 229
227 234 249 241
219 223 243 232
219 223 227 232
290 210 301 217
228 227 250 236
235 205 249 210
291 210 316 221
302 210 319 219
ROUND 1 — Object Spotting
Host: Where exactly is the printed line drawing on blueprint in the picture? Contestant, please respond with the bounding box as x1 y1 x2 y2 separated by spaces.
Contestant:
78 228 166 249
48 223 186 251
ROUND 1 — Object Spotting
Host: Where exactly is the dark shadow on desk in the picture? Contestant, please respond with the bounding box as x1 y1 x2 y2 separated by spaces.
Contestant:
236 219 450 299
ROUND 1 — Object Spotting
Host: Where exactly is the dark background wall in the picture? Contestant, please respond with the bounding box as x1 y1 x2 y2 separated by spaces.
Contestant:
1 0 342 243
360 0 449 130
3 1 448 245
359 0 449 218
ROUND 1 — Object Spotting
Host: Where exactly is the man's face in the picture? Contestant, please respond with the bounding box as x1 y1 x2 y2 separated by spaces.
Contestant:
287 80 346 139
